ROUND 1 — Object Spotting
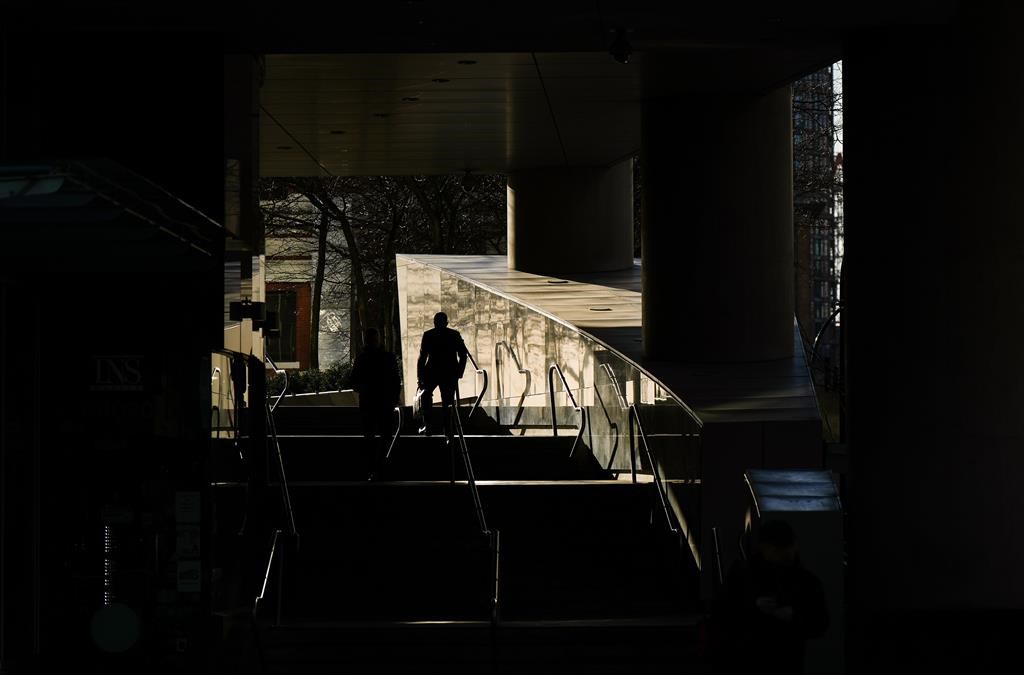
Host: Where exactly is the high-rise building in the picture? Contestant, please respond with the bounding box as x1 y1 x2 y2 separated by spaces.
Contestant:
793 66 842 376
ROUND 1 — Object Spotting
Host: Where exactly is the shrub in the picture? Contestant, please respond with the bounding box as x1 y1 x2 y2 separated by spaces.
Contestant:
267 361 353 396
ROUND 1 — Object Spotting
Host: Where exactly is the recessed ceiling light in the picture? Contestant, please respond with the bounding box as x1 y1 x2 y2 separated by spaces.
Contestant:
457 59 477 65
401 96 420 102
432 78 450 83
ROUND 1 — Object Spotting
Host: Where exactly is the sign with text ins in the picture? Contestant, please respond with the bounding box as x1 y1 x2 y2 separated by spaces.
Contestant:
91 355 144 392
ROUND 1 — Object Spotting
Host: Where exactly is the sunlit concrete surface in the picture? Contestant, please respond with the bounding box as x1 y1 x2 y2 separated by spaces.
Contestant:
401 254 820 425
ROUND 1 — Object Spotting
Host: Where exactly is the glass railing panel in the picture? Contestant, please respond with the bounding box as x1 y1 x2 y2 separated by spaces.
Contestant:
396 256 703 566
210 351 238 439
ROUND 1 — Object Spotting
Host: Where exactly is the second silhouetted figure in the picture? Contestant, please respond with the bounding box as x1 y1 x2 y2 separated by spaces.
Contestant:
351 327 402 480
416 311 468 436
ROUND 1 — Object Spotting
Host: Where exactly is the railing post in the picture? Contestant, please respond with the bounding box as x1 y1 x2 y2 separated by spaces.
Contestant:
711 526 724 592
275 537 285 627
449 404 459 484
494 344 502 426
491 529 501 626
548 365 558 437
464 353 487 419
628 408 637 484
497 342 531 428
384 406 402 462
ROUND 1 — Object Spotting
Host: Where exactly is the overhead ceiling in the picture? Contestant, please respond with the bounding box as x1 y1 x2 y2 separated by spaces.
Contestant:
259 46 838 177
253 1 958 177
260 52 647 177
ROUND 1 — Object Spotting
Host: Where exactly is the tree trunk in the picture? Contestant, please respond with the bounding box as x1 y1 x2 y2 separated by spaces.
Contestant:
293 181 370 356
403 176 445 252
309 210 329 369
334 210 368 350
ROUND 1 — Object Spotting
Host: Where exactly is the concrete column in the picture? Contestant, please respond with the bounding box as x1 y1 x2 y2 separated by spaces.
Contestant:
507 160 633 275
844 3 1024 629
641 88 793 362
224 54 263 252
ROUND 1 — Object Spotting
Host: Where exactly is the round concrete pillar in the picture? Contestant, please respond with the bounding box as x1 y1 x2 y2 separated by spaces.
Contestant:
507 160 633 275
641 87 794 362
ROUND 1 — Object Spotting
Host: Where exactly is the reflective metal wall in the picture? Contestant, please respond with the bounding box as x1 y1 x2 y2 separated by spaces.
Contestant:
396 257 701 478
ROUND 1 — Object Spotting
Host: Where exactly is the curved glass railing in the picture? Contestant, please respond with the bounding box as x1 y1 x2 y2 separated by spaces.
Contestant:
397 258 704 568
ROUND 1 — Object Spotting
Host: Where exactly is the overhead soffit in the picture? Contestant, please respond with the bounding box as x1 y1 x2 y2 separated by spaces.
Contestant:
260 45 842 177
257 2 956 177
260 52 644 177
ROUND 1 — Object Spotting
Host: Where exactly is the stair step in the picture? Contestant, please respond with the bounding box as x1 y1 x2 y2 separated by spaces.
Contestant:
214 434 610 482
270 405 521 435
230 617 707 673
237 481 697 624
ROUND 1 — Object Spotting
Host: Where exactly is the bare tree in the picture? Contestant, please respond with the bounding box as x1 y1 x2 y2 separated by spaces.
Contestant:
260 173 507 365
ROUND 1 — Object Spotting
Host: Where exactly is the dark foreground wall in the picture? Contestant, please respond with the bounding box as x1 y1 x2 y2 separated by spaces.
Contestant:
1 31 226 672
844 2 1024 668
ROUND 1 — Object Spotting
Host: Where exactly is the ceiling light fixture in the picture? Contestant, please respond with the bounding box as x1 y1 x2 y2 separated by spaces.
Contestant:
609 28 632 64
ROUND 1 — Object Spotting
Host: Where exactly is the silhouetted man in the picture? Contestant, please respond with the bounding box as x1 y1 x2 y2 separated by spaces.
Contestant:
350 327 401 479
717 519 828 675
416 312 468 436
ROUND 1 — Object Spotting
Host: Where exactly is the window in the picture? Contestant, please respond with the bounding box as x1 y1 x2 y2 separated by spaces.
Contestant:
266 290 298 362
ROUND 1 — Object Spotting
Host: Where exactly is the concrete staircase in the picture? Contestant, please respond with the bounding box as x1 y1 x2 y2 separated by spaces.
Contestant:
211 404 705 673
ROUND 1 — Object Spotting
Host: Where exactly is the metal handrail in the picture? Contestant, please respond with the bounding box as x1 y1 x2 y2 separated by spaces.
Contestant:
810 301 843 369
451 405 489 534
210 365 239 438
265 403 298 538
450 405 501 625
598 363 629 410
211 366 222 439
711 526 725 590
547 364 588 459
262 354 299 536
253 529 282 615
265 353 289 413
464 352 488 419
628 404 680 539
383 405 403 462
262 353 297 537
593 365 623 471
249 528 283 674
494 341 531 427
